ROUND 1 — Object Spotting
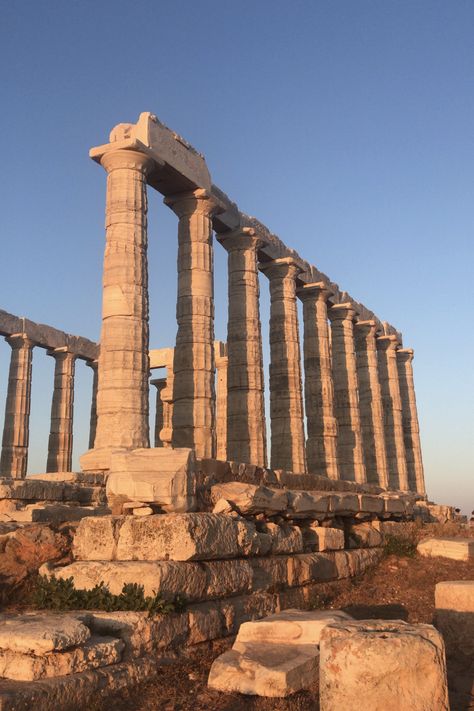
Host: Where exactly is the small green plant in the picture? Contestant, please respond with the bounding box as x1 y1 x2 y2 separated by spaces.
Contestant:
383 534 417 558
30 575 186 617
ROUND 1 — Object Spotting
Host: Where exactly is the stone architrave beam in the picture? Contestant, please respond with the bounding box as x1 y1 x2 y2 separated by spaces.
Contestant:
297 282 339 479
0 334 35 478
354 320 389 488
377 335 409 491
81 145 156 472
260 257 306 474
46 348 76 473
396 348 425 494
329 304 366 484
219 228 267 467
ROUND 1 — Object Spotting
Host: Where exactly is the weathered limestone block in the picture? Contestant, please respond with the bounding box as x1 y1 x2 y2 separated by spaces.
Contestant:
0 614 90 655
250 556 290 592
417 537 474 561
329 493 359 515
382 494 406 515
0 478 66 501
435 580 474 657
286 490 331 518
358 493 384 515
261 522 303 554
0 635 124 681
303 525 344 552
210 482 287 515
348 521 383 548
208 642 318 697
74 513 265 562
235 609 352 648
319 619 450 711
188 603 224 645
106 448 196 512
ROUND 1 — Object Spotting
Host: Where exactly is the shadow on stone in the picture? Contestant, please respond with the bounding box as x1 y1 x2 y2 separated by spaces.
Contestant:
341 603 409 620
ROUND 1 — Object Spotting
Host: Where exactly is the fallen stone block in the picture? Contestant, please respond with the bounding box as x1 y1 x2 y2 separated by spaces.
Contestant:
210 482 288 515
435 580 474 657
319 619 450 711
302 525 344 552
208 642 318 697
0 614 90 655
107 448 196 513
0 635 124 680
348 522 383 548
74 513 266 562
417 537 474 561
235 608 352 648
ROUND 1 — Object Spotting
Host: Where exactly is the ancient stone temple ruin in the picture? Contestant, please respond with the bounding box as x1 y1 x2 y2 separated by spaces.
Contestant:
0 112 457 710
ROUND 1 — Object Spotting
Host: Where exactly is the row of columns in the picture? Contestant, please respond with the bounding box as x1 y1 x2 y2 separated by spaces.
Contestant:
83 146 425 493
0 333 97 478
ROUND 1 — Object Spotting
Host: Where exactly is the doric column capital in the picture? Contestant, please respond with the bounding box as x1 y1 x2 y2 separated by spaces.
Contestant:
164 188 224 219
5 333 35 350
46 346 76 361
376 334 400 351
217 227 263 253
259 256 303 281
296 281 334 303
354 319 378 339
328 302 357 322
100 148 155 175
396 348 414 363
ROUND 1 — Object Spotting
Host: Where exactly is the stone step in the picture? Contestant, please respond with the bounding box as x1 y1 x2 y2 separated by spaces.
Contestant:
0 503 110 525
417 537 474 561
0 635 124 681
0 613 90 655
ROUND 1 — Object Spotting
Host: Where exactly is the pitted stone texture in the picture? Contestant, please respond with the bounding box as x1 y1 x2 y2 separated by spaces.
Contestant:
0 635 123 680
286 490 331 518
417 537 474 561
303 526 344 552
208 642 318 697
49 558 253 601
319 619 450 711
74 513 265 562
0 614 90 655
210 482 287 515
260 523 303 554
106 447 196 512
235 609 352 648
435 580 474 658
348 522 383 548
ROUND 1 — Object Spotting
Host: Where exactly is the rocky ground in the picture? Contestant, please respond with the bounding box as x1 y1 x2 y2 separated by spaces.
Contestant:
90 544 474 711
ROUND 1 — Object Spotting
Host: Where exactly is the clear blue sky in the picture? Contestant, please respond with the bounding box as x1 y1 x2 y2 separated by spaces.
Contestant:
0 1 472 512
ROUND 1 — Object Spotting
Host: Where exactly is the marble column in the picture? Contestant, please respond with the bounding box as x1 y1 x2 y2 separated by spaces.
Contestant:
86 360 98 450
219 229 267 467
354 321 389 488
328 304 366 483
0 334 34 478
81 149 154 472
150 378 166 447
377 335 409 490
297 282 339 479
260 257 306 473
396 348 425 494
46 348 76 472
165 189 221 459
215 342 228 461
160 362 174 448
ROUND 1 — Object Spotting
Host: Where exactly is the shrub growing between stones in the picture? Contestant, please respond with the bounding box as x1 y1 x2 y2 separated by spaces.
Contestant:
31 575 186 616
383 534 417 558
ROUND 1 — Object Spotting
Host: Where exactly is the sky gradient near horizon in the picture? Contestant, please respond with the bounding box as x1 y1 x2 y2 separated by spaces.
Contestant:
0 1 472 512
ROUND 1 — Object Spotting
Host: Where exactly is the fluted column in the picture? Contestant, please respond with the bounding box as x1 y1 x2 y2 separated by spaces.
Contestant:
165 189 221 459
0 334 34 478
219 229 267 466
150 378 166 447
260 257 306 473
377 335 408 490
297 282 339 479
46 348 76 472
397 348 425 494
329 304 366 483
81 149 154 472
354 321 389 487
215 342 228 461
86 360 98 450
